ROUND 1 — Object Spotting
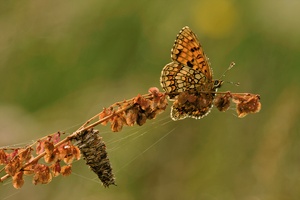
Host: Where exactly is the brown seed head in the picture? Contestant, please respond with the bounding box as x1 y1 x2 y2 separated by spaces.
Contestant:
12 171 24 189
33 164 52 185
232 94 261 118
214 92 232 112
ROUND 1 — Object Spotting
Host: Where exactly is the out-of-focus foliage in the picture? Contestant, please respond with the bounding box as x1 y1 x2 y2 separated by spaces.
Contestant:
0 0 300 199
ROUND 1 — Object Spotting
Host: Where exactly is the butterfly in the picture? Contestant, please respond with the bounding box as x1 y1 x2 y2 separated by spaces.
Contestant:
160 26 223 120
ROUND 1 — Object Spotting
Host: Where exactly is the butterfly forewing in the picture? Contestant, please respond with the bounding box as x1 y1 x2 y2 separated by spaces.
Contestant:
171 26 212 81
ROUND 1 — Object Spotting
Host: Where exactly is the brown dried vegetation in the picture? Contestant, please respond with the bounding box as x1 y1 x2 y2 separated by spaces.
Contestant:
0 87 168 189
0 87 260 189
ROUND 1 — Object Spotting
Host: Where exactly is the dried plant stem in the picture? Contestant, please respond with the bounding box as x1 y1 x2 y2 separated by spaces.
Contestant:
0 173 9 183
0 92 157 184
0 87 260 188
0 132 63 175
78 93 152 130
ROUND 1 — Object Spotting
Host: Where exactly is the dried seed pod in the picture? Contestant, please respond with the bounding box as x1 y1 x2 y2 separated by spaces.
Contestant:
50 161 61 177
5 156 21 176
232 94 261 118
137 112 147 126
99 107 114 125
110 114 125 132
33 164 52 185
214 92 232 112
12 171 24 189
73 129 115 187
61 165 72 176
134 95 151 111
124 106 139 126
0 149 7 164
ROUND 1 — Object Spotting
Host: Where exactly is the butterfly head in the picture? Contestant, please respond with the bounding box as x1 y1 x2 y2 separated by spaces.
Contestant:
213 80 223 90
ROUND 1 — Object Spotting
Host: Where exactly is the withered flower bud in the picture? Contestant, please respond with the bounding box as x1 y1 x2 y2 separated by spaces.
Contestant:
50 161 61 177
124 106 139 126
33 164 52 185
134 95 151 111
137 112 147 126
44 141 54 156
214 92 232 112
0 149 7 164
61 165 72 176
232 94 261 118
99 107 113 125
5 156 21 176
148 87 160 96
111 115 124 132
19 148 33 163
12 171 24 189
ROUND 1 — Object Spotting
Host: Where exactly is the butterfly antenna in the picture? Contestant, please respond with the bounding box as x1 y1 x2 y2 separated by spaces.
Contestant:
219 62 235 79
219 62 240 86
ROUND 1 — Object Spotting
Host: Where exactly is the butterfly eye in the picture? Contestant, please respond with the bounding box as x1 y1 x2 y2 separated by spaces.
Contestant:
214 80 223 89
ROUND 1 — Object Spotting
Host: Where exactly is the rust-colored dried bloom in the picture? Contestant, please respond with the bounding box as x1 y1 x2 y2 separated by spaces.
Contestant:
33 164 52 185
72 145 81 160
61 165 72 176
124 106 139 126
146 93 167 119
148 87 160 96
5 156 21 176
100 88 167 131
214 92 232 112
19 148 33 163
149 87 168 111
137 112 147 126
110 114 125 132
59 143 79 164
6 149 19 161
134 94 151 111
23 162 36 175
52 132 61 144
145 108 159 120
232 94 261 118
73 129 115 187
99 107 113 125
58 144 67 160
63 145 81 163
44 140 54 156
0 149 7 164
50 161 61 177
44 148 59 163
36 140 44 155
12 171 24 189
157 94 168 111
135 89 168 122
56 141 80 164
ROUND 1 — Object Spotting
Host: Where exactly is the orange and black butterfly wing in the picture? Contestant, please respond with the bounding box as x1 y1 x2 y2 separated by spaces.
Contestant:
171 26 212 81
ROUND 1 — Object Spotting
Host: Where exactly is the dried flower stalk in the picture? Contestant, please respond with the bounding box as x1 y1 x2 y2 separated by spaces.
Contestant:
0 86 261 189
0 87 168 188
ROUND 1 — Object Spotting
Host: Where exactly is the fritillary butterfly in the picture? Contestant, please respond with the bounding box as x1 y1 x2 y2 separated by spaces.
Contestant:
160 26 223 120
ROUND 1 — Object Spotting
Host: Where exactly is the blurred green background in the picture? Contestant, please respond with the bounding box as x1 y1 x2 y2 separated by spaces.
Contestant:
1 0 300 199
